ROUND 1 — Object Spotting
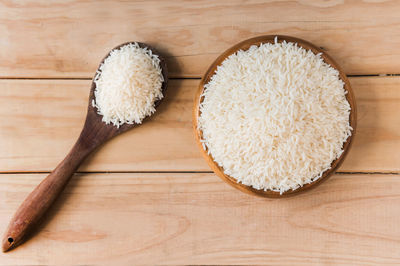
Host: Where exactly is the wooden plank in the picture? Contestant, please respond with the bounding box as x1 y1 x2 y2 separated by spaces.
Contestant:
1 1 400 77
341 76 400 172
0 79 205 172
0 77 399 173
0 173 399 265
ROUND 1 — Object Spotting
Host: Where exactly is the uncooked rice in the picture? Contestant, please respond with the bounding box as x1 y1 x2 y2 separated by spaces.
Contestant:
198 37 352 193
92 43 163 127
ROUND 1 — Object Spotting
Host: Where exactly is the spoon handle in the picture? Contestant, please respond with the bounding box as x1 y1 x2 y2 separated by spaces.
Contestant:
2 138 91 252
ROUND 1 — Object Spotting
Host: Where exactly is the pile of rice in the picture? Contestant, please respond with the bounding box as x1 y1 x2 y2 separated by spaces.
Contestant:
198 38 352 193
92 43 164 127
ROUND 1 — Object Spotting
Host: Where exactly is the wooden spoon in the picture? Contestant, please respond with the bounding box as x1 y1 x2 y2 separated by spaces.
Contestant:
2 42 168 252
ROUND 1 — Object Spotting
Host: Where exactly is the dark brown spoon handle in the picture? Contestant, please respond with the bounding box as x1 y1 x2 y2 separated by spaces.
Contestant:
1 135 93 252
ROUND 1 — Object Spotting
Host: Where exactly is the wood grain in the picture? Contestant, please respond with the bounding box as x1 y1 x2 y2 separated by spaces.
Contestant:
0 172 399 265
0 77 398 173
1 0 400 77
1 1 399 264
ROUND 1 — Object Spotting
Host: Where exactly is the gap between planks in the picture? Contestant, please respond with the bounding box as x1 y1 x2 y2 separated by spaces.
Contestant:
0 77 201 80
0 171 399 175
1 74 400 80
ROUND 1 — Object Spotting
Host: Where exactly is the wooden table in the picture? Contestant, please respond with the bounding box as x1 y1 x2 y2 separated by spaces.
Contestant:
0 1 399 265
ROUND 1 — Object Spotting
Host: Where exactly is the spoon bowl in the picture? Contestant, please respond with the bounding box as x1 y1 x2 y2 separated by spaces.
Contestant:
87 42 168 140
2 42 168 252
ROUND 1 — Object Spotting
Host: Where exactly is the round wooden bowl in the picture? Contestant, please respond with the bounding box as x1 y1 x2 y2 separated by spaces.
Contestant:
193 35 357 198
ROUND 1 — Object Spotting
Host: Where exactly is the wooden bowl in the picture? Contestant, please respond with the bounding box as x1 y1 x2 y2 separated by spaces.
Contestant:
193 35 357 198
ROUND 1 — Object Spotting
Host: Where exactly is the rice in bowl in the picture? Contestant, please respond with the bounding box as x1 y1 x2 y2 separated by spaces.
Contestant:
198 37 352 194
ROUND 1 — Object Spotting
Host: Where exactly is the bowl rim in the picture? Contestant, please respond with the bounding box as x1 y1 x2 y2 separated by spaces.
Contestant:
192 35 357 198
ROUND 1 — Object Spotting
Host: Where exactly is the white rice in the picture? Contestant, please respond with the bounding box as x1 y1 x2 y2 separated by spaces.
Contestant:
198 38 352 193
92 43 164 127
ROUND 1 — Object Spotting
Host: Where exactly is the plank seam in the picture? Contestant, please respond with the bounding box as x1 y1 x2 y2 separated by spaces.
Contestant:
335 171 400 175
0 171 399 175
1 75 400 80
0 77 201 80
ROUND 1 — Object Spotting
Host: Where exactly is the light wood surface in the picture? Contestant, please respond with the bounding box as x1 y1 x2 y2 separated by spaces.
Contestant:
1 0 400 264
1 1 400 77
0 77 398 173
0 173 399 265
